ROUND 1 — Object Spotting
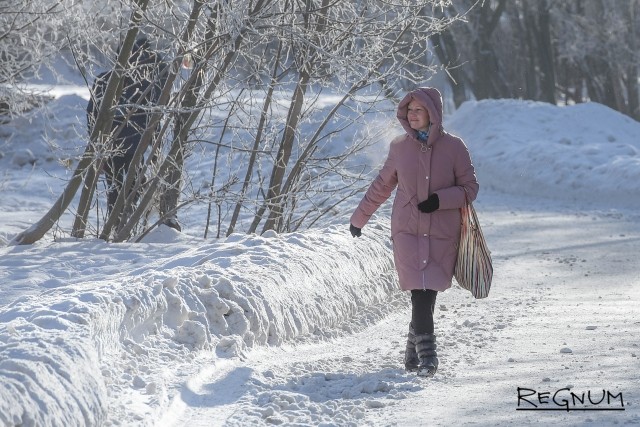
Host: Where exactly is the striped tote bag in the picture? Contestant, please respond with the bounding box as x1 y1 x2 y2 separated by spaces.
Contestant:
454 200 493 299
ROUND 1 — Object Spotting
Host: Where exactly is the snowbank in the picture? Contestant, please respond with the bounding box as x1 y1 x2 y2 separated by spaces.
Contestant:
0 223 397 426
447 100 640 210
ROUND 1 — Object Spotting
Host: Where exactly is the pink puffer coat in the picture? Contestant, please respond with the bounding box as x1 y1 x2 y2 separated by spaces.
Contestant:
351 87 479 291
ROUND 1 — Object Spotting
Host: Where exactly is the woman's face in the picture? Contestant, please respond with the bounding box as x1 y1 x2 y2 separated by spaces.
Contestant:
407 99 430 132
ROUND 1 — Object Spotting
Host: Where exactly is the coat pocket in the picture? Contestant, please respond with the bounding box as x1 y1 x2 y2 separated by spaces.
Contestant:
391 192 417 235
430 208 461 240
431 237 458 277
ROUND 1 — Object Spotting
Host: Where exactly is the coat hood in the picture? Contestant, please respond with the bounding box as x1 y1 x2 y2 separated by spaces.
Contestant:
396 87 444 145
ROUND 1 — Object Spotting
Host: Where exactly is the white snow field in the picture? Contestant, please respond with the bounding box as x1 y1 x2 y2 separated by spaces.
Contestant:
1 82 639 426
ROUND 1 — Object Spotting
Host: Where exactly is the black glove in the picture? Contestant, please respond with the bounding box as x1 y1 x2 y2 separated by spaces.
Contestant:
417 193 439 213
350 223 362 238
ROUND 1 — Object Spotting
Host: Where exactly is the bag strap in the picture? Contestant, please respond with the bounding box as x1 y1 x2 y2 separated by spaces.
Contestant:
461 186 472 206
460 186 481 231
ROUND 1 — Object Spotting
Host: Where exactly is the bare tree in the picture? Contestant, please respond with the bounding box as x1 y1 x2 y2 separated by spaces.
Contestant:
427 0 639 121
0 0 70 116
11 0 461 244
555 0 640 120
428 0 509 104
242 0 456 234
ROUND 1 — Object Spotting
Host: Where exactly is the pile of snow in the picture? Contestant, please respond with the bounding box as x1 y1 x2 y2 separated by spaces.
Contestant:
0 224 397 425
447 99 640 209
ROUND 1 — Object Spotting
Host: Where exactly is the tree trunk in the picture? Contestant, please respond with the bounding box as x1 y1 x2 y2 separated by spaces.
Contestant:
227 42 282 237
11 0 150 245
430 30 467 108
101 0 208 241
535 0 556 104
625 65 639 121
257 70 310 234
625 1 639 120
470 0 508 100
112 31 245 242
257 0 332 233
158 0 207 224
520 3 538 100
158 71 201 223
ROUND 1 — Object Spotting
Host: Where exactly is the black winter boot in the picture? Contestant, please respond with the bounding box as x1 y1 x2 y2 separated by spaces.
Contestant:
414 333 438 377
404 323 419 372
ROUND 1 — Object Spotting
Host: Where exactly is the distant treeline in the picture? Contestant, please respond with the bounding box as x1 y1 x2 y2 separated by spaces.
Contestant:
429 0 639 121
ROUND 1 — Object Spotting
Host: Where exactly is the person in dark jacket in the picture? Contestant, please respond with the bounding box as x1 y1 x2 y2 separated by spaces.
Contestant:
87 37 166 215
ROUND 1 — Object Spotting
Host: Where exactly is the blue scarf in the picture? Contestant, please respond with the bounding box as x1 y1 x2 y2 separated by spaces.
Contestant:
416 130 429 142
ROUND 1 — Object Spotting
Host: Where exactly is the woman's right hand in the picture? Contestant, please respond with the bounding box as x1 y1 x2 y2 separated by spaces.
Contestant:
350 224 362 238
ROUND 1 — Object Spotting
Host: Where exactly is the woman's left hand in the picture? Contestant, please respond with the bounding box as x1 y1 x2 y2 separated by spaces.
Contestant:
417 194 439 213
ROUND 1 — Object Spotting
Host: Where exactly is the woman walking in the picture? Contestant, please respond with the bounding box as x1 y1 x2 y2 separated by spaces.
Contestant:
350 87 479 377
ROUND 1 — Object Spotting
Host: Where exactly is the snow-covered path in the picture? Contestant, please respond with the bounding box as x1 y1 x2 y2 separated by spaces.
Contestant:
3 92 640 426
156 192 640 426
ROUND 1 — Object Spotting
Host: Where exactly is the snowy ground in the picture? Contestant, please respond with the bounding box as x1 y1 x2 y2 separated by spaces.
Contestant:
1 81 639 426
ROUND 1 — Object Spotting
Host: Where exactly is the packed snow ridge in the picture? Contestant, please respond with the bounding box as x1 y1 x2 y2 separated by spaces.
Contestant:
0 224 397 426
